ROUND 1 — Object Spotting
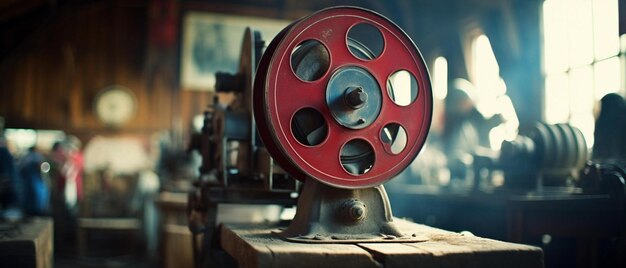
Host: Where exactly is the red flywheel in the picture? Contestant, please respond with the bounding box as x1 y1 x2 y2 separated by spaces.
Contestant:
254 6 433 189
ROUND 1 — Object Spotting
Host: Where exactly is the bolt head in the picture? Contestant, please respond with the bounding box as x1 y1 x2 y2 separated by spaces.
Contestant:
345 200 367 222
345 87 368 109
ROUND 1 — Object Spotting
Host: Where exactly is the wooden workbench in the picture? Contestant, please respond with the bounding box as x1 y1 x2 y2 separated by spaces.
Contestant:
221 219 543 268
0 217 53 268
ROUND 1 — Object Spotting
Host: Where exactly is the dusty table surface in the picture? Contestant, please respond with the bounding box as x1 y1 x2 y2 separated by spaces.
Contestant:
220 218 543 268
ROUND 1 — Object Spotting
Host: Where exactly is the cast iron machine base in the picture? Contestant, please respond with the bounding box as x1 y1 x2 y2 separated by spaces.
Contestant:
276 179 428 243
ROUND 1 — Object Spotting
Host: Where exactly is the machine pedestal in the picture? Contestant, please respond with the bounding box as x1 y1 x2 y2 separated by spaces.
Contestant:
277 180 426 243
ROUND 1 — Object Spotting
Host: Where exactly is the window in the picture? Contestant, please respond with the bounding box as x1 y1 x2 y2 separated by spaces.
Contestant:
542 0 621 148
428 56 448 136
433 56 448 100
4 129 66 154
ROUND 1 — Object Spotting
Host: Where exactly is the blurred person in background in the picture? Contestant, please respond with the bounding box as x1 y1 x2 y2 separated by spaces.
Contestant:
48 136 84 253
49 136 84 216
49 141 66 210
0 116 22 220
19 146 49 216
593 93 626 161
63 136 84 214
442 80 503 184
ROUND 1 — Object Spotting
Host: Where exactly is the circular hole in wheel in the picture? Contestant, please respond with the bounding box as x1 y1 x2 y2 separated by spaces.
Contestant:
347 23 384 60
380 123 408 155
291 40 330 82
387 70 418 106
340 139 375 175
291 108 328 146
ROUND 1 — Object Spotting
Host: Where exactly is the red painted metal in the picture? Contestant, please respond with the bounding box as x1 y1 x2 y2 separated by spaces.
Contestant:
254 7 433 189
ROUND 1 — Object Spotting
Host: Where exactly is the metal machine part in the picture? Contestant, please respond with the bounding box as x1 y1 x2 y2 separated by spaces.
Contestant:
187 28 300 267
253 7 433 242
579 160 626 199
499 122 588 188
276 179 428 243
254 6 432 188
191 27 297 190
326 66 382 130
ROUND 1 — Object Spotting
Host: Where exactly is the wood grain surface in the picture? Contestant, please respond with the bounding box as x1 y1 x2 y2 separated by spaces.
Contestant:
221 218 543 268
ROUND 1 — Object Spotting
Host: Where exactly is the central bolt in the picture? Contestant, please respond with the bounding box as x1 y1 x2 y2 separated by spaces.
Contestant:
345 87 368 109
343 199 367 223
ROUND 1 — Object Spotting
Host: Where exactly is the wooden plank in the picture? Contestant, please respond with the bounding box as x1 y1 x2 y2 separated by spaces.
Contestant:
221 219 543 268
163 224 194 268
221 224 382 268
356 243 433 267
358 219 543 268
78 218 141 230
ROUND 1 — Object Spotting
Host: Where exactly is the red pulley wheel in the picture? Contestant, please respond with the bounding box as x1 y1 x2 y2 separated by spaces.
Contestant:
254 6 433 189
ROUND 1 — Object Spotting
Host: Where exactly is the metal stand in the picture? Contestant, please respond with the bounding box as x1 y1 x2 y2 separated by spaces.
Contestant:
277 180 428 243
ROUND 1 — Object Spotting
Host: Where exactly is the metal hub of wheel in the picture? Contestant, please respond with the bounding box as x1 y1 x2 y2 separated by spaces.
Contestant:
254 6 433 189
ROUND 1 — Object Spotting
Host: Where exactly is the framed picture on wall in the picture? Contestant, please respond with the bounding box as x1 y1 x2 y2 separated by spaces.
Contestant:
180 12 289 91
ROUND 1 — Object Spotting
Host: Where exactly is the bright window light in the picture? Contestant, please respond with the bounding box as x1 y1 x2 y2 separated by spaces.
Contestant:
542 0 620 149
593 0 619 60
543 0 569 73
567 0 594 67
472 34 507 118
470 34 518 150
544 73 569 124
473 35 500 88
4 129 37 152
594 57 621 99
388 70 412 106
569 66 594 116
433 56 448 100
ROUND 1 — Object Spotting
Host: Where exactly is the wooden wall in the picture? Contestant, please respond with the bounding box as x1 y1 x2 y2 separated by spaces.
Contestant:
0 0 343 144
0 1 211 144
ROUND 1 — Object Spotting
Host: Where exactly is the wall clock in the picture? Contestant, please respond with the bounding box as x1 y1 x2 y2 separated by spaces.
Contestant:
94 85 137 127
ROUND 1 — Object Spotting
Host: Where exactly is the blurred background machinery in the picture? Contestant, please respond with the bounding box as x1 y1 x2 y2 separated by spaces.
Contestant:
497 122 588 189
186 27 299 268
